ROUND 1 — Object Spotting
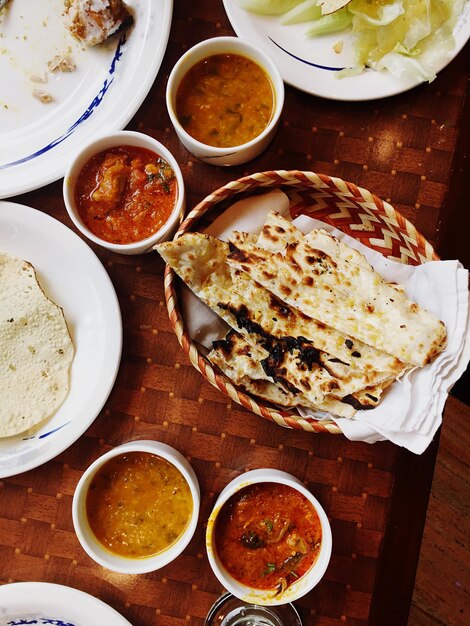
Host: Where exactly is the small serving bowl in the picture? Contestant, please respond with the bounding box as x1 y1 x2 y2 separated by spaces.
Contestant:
63 131 185 255
72 440 200 574
166 36 284 166
206 468 332 606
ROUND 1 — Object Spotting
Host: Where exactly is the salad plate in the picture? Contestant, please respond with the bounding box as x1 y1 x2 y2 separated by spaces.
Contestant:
0 582 133 626
223 0 470 101
0 0 173 198
0 202 122 478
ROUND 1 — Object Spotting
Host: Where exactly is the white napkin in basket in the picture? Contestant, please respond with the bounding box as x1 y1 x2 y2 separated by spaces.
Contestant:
294 215 470 454
180 190 469 454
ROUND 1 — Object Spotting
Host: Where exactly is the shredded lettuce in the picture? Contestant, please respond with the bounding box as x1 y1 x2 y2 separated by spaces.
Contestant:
280 0 322 24
240 0 466 82
305 7 352 35
239 0 301 15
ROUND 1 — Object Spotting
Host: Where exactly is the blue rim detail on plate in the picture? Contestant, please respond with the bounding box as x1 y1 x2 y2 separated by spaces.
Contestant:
7 616 75 626
0 34 127 171
268 37 346 72
22 422 71 441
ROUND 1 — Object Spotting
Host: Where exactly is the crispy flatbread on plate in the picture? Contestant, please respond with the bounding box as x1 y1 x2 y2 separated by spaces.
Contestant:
0 254 74 437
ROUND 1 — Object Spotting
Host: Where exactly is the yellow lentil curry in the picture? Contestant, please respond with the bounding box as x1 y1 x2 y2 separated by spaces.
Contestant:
175 53 275 148
86 451 193 558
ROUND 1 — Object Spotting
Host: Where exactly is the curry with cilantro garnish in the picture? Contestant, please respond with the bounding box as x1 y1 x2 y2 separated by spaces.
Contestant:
214 483 322 593
75 145 177 244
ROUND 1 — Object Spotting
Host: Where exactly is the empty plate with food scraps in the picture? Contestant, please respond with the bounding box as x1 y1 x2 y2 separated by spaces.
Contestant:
156 171 469 451
0 0 173 198
0 202 122 478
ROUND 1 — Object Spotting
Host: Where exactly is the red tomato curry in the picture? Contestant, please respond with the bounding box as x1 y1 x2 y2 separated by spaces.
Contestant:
75 145 177 244
214 483 322 593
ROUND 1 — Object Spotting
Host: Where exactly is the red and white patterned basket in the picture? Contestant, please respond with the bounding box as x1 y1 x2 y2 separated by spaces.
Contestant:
163 171 438 434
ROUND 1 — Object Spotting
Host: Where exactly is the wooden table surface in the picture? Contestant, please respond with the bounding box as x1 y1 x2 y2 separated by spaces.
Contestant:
1 2 469 625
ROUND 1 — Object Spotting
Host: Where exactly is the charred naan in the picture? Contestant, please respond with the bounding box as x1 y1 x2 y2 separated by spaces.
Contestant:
0 254 74 438
157 233 403 413
228 225 446 366
157 232 403 374
156 213 446 418
207 331 357 418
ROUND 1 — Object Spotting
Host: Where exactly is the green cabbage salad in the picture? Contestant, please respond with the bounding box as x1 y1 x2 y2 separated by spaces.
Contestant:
240 0 466 81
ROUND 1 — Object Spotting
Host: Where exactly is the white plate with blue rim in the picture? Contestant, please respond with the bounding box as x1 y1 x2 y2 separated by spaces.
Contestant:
0 582 133 626
0 202 122 479
0 0 172 199
223 0 470 101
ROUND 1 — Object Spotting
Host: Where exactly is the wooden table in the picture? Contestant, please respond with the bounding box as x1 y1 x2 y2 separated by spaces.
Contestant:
1 2 469 625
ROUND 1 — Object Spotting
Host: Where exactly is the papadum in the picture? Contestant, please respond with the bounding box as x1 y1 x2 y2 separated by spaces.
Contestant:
0 253 74 437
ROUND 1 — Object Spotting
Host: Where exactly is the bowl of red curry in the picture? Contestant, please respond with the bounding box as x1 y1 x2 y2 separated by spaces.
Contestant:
206 469 332 606
63 131 185 255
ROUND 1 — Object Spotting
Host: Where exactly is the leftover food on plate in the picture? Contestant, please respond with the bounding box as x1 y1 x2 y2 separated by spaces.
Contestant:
65 0 133 46
175 52 275 148
156 210 447 418
86 451 193 558
0 253 74 438
214 482 322 594
240 0 465 82
74 145 178 244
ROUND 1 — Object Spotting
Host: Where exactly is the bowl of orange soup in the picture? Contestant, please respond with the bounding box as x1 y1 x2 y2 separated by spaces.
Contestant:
166 37 284 166
63 131 185 254
206 469 332 605
72 440 200 573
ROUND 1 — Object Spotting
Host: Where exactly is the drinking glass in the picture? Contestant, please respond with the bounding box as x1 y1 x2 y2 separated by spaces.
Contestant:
205 592 302 626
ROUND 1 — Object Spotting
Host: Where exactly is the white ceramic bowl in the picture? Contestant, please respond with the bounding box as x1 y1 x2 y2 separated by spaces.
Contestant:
63 131 185 255
72 440 200 574
206 469 332 606
166 36 284 166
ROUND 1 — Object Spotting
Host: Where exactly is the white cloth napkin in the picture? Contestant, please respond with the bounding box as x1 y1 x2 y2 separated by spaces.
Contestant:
294 215 470 454
180 190 469 454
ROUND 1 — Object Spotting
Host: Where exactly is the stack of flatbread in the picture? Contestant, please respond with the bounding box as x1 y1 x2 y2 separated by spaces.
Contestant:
156 211 447 419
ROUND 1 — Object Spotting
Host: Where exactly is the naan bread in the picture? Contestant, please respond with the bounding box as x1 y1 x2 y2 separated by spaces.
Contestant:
157 233 402 411
157 215 446 420
208 331 356 418
258 212 373 271
228 230 447 366
0 254 74 438
157 232 403 375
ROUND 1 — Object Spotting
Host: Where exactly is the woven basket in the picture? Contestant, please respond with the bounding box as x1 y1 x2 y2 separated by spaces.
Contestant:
163 170 438 434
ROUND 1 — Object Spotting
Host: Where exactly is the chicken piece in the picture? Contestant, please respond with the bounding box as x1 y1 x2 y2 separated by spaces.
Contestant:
92 153 130 212
65 0 133 47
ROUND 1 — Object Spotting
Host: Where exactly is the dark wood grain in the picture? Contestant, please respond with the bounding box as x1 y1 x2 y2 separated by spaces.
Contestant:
0 2 469 625
409 397 470 626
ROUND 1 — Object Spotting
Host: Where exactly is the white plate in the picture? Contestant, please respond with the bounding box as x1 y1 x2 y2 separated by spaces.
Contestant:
0 582 133 626
0 0 173 198
0 202 122 478
223 1 470 101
